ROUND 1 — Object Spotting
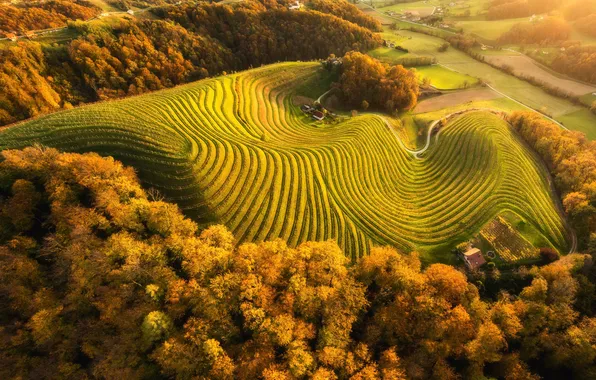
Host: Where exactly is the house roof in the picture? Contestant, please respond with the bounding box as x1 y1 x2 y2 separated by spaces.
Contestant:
463 248 481 256
463 248 486 269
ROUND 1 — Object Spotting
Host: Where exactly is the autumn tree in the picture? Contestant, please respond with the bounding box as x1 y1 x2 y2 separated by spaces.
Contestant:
0 147 595 379
338 51 419 114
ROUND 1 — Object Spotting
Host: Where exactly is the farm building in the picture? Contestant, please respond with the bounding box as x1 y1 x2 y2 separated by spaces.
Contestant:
312 110 325 121
300 104 313 113
6 33 17 41
461 248 486 270
288 1 302 10
127 9 135 15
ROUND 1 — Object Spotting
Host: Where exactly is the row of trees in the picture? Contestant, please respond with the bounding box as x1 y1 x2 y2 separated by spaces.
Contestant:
0 0 99 36
486 0 564 20
337 51 419 114
307 0 382 31
107 0 180 11
563 0 596 21
0 147 594 379
497 17 571 44
576 14 596 38
0 0 381 126
508 112 596 249
551 44 596 84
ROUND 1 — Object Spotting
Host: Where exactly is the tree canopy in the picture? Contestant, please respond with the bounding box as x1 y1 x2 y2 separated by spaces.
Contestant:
337 51 419 114
0 147 594 379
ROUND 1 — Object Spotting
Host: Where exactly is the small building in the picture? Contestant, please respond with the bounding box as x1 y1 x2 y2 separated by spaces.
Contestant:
24 31 36 40
288 1 302 10
312 110 325 121
127 9 135 15
6 33 17 41
462 248 486 270
560 47 566 52
300 104 313 113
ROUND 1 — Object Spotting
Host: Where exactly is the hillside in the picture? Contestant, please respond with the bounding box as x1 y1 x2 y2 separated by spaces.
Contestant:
0 62 570 260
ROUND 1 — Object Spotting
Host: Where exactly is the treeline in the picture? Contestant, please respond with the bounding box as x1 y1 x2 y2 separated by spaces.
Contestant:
0 147 594 379
509 112 596 249
563 0 596 21
551 45 596 84
0 0 381 126
336 52 419 113
487 0 564 20
307 0 382 31
107 0 181 11
0 0 99 36
576 14 596 38
151 0 381 68
498 18 571 44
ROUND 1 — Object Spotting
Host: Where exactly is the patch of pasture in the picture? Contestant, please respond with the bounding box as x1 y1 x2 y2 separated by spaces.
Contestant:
483 54 596 97
451 17 526 42
557 109 596 140
413 88 502 114
413 65 478 90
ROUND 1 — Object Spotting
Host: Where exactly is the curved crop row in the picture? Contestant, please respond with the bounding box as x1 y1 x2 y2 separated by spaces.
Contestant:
0 62 570 259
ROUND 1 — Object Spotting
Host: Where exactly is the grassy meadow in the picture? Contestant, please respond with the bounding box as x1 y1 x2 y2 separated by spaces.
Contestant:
414 65 478 89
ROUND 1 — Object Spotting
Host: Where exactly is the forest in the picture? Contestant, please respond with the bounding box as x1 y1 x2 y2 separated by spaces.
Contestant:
551 45 596 84
497 18 571 45
0 0 100 36
0 0 381 127
0 147 594 379
486 0 564 20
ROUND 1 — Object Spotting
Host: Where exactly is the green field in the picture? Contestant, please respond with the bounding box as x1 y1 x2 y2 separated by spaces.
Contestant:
452 18 527 42
0 62 570 261
558 109 596 139
414 65 478 89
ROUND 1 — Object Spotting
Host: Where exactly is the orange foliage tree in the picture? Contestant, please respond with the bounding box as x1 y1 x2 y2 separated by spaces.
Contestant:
0 147 594 379
338 51 419 114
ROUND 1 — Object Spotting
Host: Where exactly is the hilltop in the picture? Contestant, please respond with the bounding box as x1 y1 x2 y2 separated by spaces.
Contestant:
0 62 570 261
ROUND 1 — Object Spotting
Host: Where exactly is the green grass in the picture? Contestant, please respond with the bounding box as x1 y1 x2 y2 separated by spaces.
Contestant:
557 109 596 140
580 93 596 107
368 46 409 62
452 17 527 42
387 30 583 118
414 65 478 90
0 62 570 261
414 97 526 121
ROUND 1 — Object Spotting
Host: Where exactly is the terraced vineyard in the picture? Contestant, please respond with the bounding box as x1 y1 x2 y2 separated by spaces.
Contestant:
0 62 570 259
481 216 539 261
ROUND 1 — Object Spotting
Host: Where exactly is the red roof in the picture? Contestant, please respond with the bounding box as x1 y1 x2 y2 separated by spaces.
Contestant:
463 248 486 270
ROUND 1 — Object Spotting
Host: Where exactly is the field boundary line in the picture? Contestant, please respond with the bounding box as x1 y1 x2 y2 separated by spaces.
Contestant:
436 63 569 130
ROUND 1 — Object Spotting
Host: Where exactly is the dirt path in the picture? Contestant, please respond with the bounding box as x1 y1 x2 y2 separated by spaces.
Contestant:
414 88 500 113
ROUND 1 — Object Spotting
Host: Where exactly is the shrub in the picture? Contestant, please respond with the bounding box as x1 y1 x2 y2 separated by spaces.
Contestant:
539 247 560 263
